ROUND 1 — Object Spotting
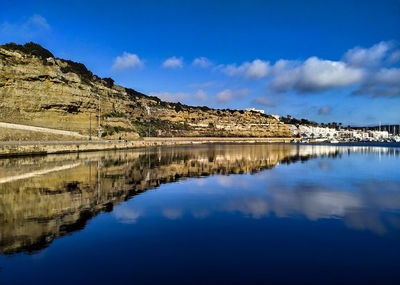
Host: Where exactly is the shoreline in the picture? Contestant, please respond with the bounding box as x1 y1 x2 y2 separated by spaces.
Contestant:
0 137 293 158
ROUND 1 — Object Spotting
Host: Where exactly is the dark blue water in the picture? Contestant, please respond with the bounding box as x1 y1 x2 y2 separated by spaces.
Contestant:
1 144 399 284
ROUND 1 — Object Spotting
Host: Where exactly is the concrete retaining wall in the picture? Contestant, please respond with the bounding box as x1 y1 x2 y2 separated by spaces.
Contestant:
0 137 292 157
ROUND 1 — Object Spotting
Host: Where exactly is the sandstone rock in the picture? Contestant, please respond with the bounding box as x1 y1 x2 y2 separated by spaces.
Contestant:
0 44 294 140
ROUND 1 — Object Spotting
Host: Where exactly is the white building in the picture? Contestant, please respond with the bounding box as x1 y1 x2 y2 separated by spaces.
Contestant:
369 130 389 139
245 108 265 114
298 125 338 138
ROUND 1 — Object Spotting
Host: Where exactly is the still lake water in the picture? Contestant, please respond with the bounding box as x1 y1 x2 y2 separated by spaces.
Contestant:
0 144 400 284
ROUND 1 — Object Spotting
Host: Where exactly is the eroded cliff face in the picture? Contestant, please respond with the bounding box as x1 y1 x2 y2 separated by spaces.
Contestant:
0 44 294 139
0 144 337 255
0 47 142 140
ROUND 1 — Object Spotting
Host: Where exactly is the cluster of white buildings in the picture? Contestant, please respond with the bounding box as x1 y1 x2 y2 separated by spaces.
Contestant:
289 125 399 142
244 107 399 142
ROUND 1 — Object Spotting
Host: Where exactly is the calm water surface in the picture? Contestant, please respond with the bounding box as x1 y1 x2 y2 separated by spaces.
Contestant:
0 144 400 284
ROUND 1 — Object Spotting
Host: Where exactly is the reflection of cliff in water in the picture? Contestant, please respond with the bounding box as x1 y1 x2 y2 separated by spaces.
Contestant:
0 144 357 255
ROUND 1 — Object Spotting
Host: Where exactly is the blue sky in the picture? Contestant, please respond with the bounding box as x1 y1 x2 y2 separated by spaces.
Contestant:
1 0 400 125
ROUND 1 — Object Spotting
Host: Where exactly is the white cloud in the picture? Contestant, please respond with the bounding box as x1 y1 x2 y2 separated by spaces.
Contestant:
216 41 400 97
270 57 364 93
113 206 141 224
246 59 271 79
0 14 50 40
218 63 248 77
162 208 183 220
112 52 143 70
149 92 188 103
216 89 250 103
216 90 235 102
189 81 220 88
353 85 400 98
192 57 212 68
216 90 232 102
251 96 276 107
28 14 50 30
353 66 400 98
192 209 210 219
318 105 332 115
216 176 234 187
343 41 393 67
220 59 270 79
388 50 400 63
194 89 207 101
373 68 400 86
162 56 183 69
340 41 400 97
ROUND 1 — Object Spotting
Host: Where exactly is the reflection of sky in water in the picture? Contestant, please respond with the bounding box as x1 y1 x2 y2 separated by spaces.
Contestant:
114 152 400 235
2 145 400 284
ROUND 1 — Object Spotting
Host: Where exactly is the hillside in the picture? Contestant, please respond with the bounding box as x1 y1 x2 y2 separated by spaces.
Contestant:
0 42 294 140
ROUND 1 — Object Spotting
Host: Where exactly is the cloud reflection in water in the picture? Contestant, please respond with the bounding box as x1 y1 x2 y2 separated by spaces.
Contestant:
142 163 400 235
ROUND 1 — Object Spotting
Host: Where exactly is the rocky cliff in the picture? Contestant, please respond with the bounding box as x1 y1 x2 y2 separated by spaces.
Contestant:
0 42 294 140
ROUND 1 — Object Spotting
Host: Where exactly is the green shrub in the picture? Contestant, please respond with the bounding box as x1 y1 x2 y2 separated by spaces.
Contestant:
160 101 169 108
125 88 147 100
59 59 93 79
103 77 114 88
113 126 126 133
200 106 210 112
1 42 54 59
175 102 183 112
102 112 126 118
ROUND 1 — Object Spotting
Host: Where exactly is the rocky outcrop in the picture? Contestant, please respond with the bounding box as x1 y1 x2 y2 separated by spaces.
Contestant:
0 43 294 140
